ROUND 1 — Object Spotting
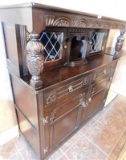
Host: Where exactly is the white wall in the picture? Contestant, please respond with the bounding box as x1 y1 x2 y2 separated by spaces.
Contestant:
0 0 126 20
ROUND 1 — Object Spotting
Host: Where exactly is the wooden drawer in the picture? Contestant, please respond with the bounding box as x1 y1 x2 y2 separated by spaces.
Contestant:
43 74 90 106
44 92 87 119
92 62 116 83
90 79 109 97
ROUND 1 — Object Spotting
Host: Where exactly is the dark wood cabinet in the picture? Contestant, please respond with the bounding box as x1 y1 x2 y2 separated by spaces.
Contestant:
0 3 126 160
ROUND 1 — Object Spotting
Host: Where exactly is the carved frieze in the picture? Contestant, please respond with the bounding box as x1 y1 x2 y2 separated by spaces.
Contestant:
44 13 126 30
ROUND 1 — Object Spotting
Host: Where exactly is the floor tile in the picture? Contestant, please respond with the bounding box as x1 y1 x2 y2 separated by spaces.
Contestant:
108 129 126 160
80 118 96 135
46 149 63 160
20 147 38 160
60 131 82 152
15 135 29 151
59 154 70 160
8 153 23 160
0 138 18 160
98 100 126 137
84 121 119 155
65 136 107 160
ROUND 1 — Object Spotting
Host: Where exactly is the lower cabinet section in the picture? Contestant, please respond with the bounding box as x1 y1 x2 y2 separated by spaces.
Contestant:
11 61 117 160
44 93 88 153
42 74 114 157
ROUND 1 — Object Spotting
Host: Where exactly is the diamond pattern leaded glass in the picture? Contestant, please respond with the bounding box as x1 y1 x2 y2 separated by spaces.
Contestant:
40 32 64 62
90 32 105 52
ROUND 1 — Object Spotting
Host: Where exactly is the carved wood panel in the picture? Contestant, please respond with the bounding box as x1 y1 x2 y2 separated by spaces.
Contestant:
44 12 126 29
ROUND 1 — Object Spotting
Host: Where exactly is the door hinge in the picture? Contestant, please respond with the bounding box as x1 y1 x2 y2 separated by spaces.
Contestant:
42 117 48 125
44 147 48 154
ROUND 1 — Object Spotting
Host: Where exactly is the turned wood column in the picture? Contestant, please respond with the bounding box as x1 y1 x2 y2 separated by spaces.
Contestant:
26 32 44 89
114 30 125 59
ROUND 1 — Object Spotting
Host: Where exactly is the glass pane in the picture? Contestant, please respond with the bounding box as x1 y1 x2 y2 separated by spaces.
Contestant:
90 32 105 53
40 32 64 62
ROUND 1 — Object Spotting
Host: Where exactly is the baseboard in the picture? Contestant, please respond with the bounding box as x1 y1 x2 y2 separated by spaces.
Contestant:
0 125 19 145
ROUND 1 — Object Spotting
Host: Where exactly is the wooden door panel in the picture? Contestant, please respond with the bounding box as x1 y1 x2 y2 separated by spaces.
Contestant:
87 89 105 117
50 107 78 147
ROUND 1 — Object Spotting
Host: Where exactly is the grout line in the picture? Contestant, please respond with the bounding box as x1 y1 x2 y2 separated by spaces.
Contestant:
60 149 70 160
83 134 108 157
60 132 83 153
18 151 25 160
7 150 22 160
109 128 126 156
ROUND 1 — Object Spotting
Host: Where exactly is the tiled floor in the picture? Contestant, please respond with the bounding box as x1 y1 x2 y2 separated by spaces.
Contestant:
0 94 126 160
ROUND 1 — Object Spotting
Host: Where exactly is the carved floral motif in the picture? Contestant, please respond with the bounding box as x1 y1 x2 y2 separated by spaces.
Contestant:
27 54 44 80
26 33 44 89
46 91 57 104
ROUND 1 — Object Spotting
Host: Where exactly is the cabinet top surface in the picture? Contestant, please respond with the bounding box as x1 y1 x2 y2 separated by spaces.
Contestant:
22 53 121 90
0 2 125 22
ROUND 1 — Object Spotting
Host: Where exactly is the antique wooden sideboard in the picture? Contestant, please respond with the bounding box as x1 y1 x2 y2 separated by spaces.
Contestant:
0 3 126 160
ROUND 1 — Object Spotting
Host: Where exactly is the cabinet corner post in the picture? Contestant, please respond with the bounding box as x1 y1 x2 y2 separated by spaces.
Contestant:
26 32 44 89
114 29 125 59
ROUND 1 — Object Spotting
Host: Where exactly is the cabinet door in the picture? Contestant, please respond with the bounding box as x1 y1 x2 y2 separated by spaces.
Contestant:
87 79 111 118
43 96 85 153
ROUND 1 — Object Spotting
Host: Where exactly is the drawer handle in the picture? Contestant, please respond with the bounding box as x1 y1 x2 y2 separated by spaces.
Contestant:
68 85 73 92
103 69 107 74
80 99 87 108
88 97 92 102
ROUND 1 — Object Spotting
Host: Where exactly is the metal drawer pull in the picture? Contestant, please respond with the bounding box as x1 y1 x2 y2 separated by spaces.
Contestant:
80 99 87 108
82 102 87 108
68 85 73 92
42 117 48 125
88 97 92 102
103 69 107 74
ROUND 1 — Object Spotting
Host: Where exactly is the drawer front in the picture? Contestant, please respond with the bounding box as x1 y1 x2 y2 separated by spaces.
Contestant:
44 92 87 119
90 79 109 96
43 74 90 106
57 76 89 98
92 62 116 83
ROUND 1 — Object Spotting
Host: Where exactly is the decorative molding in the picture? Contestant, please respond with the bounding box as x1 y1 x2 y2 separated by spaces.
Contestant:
45 15 70 27
26 33 44 89
44 14 126 30
46 91 57 104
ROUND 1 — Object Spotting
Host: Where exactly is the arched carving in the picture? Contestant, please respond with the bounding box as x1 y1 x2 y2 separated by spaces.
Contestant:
53 17 71 26
45 15 71 27
72 19 87 27
44 13 126 30
93 21 101 28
